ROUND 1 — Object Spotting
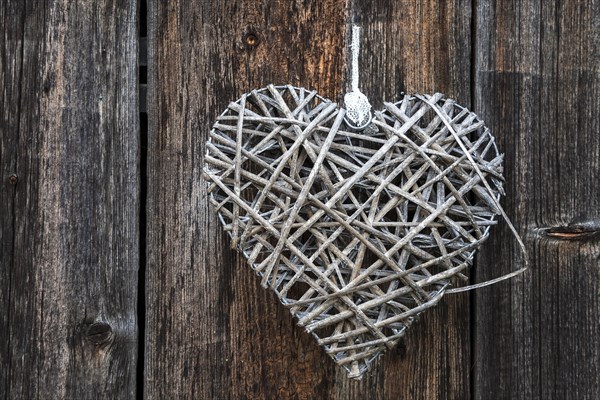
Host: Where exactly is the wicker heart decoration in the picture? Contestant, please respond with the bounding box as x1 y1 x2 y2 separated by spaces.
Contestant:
203 84 504 378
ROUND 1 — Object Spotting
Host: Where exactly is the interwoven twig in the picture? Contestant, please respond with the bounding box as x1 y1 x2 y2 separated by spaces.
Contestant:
203 85 504 378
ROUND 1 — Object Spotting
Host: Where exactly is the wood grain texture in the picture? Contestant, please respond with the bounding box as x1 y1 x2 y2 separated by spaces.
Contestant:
1 0 596 398
146 0 472 398
348 1 473 399
474 0 600 399
145 1 346 398
0 1 139 398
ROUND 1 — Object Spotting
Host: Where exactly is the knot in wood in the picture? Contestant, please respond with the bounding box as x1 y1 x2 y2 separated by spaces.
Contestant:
86 322 113 347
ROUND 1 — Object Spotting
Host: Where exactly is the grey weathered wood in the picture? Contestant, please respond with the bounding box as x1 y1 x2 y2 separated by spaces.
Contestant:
145 2 346 398
348 1 473 398
1 0 596 398
474 0 600 399
146 0 472 398
0 1 139 398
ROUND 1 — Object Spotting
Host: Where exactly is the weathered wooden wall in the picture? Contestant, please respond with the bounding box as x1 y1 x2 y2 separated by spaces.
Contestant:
0 1 139 398
145 0 474 398
1 0 599 399
474 1 600 399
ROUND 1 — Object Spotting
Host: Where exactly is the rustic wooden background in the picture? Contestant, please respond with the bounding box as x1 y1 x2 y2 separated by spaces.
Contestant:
1 0 598 399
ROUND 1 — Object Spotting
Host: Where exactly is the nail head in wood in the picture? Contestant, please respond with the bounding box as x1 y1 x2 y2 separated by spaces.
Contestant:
243 31 260 48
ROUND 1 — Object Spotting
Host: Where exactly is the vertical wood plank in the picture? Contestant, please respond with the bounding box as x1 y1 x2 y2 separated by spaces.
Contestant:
147 0 474 398
0 1 23 393
145 1 347 399
0 1 139 398
340 1 473 399
474 0 600 398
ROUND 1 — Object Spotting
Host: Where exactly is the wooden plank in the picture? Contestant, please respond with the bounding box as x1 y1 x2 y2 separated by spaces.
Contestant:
145 2 347 398
0 1 139 398
0 1 23 394
474 0 600 399
146 0 472 398
340 1 473 399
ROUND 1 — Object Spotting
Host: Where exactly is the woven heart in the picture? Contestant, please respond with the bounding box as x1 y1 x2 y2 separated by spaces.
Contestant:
203 85 504 378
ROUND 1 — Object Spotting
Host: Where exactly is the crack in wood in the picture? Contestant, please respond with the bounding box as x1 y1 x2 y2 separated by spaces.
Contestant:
544 223 600 240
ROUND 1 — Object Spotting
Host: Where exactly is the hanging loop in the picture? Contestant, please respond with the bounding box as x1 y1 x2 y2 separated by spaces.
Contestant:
344 25 373 130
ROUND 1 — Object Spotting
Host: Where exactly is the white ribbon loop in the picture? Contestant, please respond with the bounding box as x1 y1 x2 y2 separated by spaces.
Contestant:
344 25 373 129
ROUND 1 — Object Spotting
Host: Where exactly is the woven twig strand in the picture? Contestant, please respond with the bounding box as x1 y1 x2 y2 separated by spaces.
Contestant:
203 85 504 378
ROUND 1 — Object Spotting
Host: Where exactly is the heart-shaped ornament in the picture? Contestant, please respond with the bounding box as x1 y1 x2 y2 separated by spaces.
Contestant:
203 84 504 378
